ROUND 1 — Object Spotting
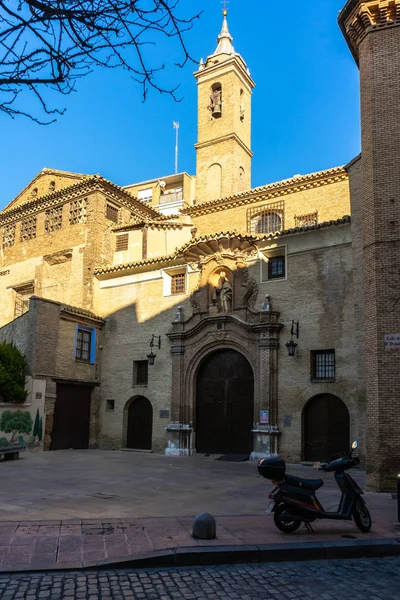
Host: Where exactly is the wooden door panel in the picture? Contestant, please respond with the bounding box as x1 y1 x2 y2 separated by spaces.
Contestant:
304 394 349 461
196 350 254 455
51 384 91 450
127 396 153 450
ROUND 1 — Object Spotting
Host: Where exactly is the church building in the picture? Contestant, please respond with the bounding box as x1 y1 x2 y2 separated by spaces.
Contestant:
0 1 398 491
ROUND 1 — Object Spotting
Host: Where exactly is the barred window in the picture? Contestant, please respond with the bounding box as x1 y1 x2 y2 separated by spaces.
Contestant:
311 350 336 381
171 272 186 295
69 198 88 225
20 216 37 241
2 223 15 249
295 212 319 228
268 256 285 279
45 206 63 233
116 233 129 252
247 201 285 234
106 204 119 223
133 360 148 386
76 328 92 362
14 284 34 319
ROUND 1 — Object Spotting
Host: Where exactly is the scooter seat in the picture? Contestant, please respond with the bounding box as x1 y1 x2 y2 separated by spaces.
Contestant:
284 474 324 491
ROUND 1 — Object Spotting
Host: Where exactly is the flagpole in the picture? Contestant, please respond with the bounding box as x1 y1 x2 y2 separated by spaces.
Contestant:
175 123 179 174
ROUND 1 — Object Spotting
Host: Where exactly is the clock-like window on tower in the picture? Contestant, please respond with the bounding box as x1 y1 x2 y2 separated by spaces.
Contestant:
209 83 222 118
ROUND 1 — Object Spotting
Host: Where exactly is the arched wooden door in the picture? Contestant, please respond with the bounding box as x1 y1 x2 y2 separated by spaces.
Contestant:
303 394 350 461
196 350 254 455
127 397 153 450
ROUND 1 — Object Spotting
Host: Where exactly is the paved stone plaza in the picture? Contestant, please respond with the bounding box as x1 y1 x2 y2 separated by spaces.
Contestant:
1 557 400 599
0 450 393 521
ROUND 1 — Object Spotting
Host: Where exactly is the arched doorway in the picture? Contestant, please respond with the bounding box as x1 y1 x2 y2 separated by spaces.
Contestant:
127 397 153 450
196 349 254 455
303 394 350 461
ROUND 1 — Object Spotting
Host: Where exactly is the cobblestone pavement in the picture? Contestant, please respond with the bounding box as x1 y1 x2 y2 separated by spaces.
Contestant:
0 557 400 599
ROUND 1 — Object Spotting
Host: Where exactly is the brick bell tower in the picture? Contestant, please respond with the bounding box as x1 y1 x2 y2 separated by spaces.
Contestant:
194 9 255 203
339 0 400 491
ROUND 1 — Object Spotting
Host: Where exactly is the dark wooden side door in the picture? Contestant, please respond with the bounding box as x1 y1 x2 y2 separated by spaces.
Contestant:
196 350 254 455
51 384 92 450
304 394 350 461
127 397 153 450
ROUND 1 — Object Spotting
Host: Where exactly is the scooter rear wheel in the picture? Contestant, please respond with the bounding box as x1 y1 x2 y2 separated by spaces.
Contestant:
274 503 302 533
353 498 372 533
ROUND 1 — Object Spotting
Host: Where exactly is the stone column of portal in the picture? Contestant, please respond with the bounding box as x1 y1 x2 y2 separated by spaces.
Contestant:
339 0 400 490
165 324 192 457
250 334 280 461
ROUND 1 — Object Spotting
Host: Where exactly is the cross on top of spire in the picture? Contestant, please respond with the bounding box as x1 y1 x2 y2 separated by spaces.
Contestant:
213 2 234 56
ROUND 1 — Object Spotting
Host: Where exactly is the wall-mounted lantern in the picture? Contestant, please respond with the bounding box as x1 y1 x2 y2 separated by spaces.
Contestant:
285 321 299 357
147 334 161 366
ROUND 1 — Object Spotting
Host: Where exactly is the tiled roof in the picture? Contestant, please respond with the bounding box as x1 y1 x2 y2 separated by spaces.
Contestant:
94 217 351 277
182 166 347 217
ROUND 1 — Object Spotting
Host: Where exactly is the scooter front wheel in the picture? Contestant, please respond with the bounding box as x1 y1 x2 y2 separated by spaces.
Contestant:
274 503 302 533
353 498 372 533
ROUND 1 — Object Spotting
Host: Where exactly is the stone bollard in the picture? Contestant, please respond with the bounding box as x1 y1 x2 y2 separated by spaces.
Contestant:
192 513 217 540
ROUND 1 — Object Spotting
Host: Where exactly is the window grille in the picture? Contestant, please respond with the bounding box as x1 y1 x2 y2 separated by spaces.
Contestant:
247 201 285 234
171 272 186 295
20 216 37 241
138 189 153 203
311 350 336 381
2 223 15 249
133 360 148 386
116 233 129 252
76 328 92 361
45 206 63 233
295 212 319 228
14 284 34 318
69 198 87 224
268 256 286 279
106 204 119 223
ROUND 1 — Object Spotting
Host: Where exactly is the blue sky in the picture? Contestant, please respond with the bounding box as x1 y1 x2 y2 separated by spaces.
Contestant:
0 0 360 210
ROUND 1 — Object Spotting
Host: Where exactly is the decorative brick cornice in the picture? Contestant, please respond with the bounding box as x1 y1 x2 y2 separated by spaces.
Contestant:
339 0 400 63
60 304 106 327
112 219 186 233
0 176 161 226
94 217 351 277
182 166 347 218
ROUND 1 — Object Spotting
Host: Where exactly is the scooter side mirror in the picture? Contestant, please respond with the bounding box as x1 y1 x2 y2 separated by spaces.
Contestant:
350 440 358 456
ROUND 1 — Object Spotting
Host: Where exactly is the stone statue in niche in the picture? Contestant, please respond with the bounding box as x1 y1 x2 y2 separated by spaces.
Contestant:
213 271 233 313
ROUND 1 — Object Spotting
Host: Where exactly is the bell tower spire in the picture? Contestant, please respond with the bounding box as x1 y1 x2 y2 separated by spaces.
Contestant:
194 9 255 203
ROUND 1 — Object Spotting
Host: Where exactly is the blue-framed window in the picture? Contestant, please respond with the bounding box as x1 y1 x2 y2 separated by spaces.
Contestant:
74 325 96 363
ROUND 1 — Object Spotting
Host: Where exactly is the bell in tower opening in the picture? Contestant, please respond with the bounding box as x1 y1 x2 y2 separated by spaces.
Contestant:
209 83 222 118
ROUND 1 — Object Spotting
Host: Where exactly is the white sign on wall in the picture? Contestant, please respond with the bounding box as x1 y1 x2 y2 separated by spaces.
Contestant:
384 333 400 350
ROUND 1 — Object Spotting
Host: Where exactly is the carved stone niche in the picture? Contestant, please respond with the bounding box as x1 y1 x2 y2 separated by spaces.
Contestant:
209 267 233 314
190 254 259 316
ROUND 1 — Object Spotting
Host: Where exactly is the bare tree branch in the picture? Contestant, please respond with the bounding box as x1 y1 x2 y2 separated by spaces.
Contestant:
0 0 201 123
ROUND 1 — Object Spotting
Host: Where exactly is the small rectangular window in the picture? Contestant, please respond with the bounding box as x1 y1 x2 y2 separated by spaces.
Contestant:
45 206 63 233
171 272 186 295
70 198 88 224
295 212 319 228
311 350 336 381
2 223 15 249
116 233 129 252
106 400 115 412
268 256 285 279
106 204 119 223
133 360 148 386
76 328 92 362
14 283 34 319
138 189 153 203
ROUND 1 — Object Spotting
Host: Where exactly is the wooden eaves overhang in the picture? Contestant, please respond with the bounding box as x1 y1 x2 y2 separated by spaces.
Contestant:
0 175 161 226
94 217 351 279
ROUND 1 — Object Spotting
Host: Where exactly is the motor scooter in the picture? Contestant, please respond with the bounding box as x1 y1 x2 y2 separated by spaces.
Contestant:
257 441 372 534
